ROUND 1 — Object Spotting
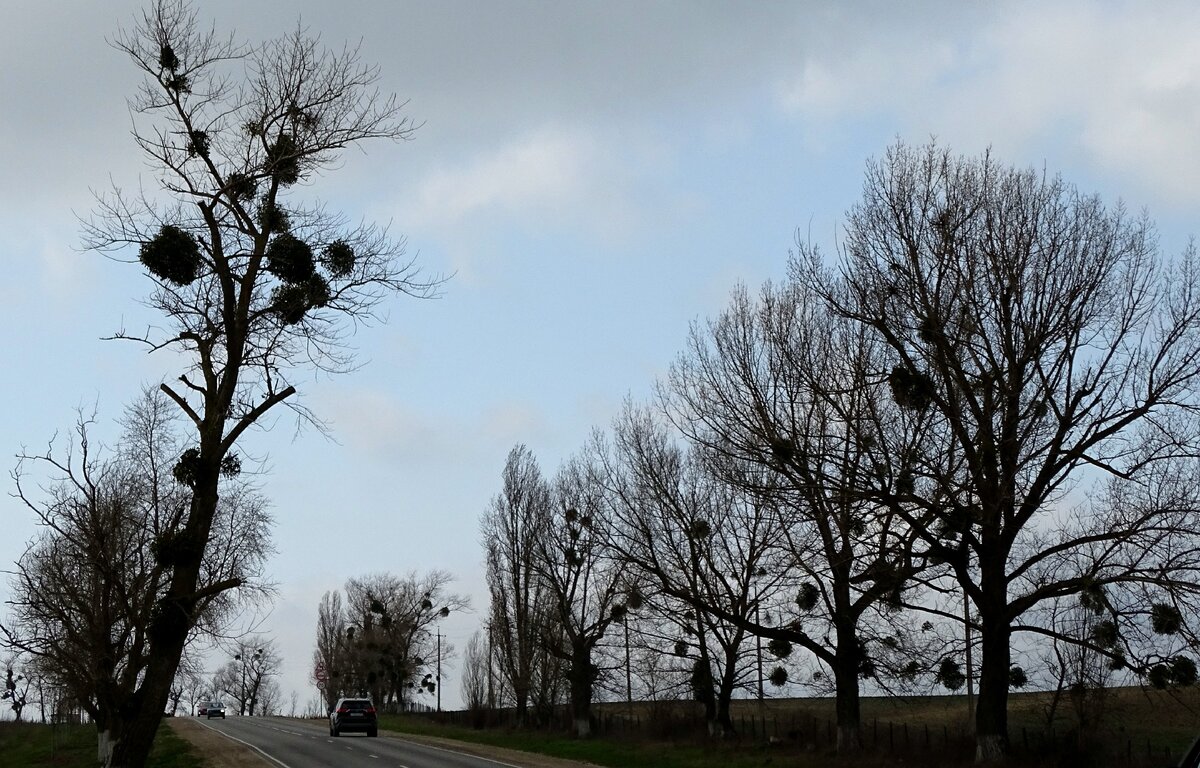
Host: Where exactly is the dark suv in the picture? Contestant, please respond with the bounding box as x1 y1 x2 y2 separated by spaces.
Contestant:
329 697 377 737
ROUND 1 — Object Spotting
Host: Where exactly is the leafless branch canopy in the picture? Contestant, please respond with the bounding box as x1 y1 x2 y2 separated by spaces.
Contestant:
84 0 441 442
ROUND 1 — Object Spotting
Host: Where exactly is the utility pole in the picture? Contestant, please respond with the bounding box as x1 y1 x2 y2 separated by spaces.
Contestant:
755 598 764 705
964 589 974 729
486 621 494 713
624 612 632 710
436 630 443 713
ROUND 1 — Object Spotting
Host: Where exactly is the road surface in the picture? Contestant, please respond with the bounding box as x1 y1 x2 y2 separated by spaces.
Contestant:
191 717 535 768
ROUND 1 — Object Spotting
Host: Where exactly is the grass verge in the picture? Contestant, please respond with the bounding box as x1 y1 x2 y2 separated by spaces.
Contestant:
0 719 203 768
378 712 885 768
378 687 1200 768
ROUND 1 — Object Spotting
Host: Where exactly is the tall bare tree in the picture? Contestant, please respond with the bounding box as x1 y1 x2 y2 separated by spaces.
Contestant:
534 455 627 738
600 409 784 738
811 141 1200 761
212 638 281 716
654 275 925 752
481 445 558 726
2 390 270 763
76 2 436 763
460 630 489 713
312 590 344 712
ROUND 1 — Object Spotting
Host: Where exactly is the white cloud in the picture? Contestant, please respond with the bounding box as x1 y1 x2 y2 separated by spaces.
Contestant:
772 1 1200 208
406 127 599 229
957 3 1200 206
774 39 959 121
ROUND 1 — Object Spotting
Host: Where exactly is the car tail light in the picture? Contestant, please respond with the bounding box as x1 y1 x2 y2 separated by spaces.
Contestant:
366 706 376 714
337 707 348 714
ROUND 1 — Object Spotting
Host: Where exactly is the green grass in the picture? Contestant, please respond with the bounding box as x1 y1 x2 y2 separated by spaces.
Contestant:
0 719 203 768
378 712 902 768
377 688 1200 768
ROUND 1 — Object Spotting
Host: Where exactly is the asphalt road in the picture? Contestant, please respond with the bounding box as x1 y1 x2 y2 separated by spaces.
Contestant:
193 717 525 768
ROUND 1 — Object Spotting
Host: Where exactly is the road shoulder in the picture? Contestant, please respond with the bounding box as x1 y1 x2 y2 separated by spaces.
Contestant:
166 717 274 768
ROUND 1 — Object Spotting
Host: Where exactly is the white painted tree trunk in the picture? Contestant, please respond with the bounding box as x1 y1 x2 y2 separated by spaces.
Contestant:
98 730 115 766
574 716 591 739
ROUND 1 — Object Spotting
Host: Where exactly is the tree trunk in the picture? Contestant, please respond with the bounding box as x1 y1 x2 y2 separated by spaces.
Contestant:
515 690 529 728
833 622 863 754
108 463 222 767
98 728 115 766
569 644 593 738
702 694 718 738
715 647 738 738
974 575 1011 763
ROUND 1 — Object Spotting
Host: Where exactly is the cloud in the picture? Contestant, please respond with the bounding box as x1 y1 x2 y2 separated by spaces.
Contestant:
982 3 1200 207
407 127 597 228
771 1 1200 208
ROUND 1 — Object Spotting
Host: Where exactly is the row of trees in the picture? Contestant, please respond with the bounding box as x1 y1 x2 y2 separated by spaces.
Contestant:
476 143 1200 762
312 571 467 713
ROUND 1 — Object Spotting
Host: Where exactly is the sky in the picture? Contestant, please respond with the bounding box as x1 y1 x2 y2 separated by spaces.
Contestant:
3 0 1200 714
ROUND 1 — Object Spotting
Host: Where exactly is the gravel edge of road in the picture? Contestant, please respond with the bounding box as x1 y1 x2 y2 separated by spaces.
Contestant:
168 716 600 768
166 717 274 768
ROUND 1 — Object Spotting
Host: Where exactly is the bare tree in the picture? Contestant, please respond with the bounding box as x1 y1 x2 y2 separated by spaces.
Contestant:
212 638 281 716
2 660 31 722
532 455 627 738
256 676 282 716
615 271 922 752
460 630 489 713
2 390 270 762
810 141 1200 761
481 445 558 726
312 590 344 712
74 2 436 762
333 571 466 711
600 410 783 738
173 650 208 717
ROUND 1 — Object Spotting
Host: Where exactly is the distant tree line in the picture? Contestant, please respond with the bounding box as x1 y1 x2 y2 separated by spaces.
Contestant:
469 142 1200 764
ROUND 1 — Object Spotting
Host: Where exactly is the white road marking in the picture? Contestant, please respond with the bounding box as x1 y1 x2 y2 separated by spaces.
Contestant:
193 719 294 768
397 737 526 768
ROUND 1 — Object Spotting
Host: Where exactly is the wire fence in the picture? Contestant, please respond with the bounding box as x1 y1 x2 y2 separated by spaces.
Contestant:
415 704 1189 767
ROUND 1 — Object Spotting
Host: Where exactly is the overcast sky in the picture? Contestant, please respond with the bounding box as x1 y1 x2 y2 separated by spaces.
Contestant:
4 0 1200 713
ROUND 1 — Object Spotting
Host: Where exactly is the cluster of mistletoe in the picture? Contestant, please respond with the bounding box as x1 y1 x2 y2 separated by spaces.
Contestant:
136 44 362 329
137 219 358 328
